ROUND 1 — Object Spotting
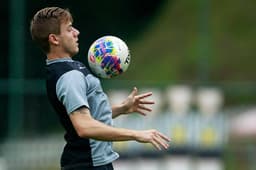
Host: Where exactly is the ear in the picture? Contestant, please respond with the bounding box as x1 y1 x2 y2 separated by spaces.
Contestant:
48 34 59 46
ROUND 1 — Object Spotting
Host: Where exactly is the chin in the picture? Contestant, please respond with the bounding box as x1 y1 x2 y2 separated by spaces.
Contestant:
70 49 79 57
75 46 79 53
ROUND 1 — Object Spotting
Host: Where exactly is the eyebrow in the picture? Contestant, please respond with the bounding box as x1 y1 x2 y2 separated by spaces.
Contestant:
66 23 73 29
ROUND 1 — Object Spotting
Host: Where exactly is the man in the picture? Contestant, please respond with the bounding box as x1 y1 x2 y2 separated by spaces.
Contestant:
30 7 170 170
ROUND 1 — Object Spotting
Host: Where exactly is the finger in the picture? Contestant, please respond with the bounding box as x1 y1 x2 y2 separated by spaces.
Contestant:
137 109 151 115
151 140 162 150
140 101 155 105
138 104 152 111
131 87 138 96
138 108 152 114
136 92 153 99
136 110 147 116
139 100 155 105
157 132 171 142
153 135 169 149
129 87 138 98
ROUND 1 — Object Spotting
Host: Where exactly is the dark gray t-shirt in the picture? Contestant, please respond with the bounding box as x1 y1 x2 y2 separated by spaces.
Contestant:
47 58 119 166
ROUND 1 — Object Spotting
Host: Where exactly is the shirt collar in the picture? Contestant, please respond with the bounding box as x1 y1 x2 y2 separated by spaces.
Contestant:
46 57 73 65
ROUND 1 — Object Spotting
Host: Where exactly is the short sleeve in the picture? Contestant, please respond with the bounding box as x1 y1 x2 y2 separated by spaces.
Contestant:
56 70 89 114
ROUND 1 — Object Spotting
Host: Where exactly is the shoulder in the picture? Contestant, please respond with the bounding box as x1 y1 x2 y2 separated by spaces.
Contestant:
57 70 85 86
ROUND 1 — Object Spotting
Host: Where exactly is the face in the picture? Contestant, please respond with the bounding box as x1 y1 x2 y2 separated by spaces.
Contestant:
58 21 80 57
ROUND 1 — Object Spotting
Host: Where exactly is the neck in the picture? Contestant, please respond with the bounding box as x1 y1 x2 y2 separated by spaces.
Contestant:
47 51 71 60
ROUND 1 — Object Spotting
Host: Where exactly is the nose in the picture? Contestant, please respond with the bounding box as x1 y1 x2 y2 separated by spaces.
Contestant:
73 27 80 36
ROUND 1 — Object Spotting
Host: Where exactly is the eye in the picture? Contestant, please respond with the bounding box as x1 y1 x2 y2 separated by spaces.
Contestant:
66 23 73 31
67 26 73 32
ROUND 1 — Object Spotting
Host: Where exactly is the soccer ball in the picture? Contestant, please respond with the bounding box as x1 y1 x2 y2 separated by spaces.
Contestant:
88 35 131 79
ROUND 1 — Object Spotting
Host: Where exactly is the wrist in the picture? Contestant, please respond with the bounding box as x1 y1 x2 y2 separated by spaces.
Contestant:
129 129 138 141
112 104 126 118
120 102 128 114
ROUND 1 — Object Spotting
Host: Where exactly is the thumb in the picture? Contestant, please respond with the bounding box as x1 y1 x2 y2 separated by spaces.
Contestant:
130 87 138 97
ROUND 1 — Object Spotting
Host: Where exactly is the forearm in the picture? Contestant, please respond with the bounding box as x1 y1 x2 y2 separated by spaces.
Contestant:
70 107 170 150
70 107 137 141
86 119 171 150
111 104 126 119
81 117 136 141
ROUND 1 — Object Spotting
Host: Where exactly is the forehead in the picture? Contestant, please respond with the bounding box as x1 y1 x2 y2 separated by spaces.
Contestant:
60 21 72 29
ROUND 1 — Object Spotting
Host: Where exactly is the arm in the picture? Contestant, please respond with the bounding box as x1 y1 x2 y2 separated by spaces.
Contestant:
56 72 169 149
112 87 154 118
70 106 170 150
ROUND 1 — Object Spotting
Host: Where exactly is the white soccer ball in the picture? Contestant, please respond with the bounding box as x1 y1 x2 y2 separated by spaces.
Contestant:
88 35 131 78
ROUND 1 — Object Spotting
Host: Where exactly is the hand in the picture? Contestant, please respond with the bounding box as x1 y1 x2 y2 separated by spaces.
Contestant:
122 87 155 116
135 129 170 150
